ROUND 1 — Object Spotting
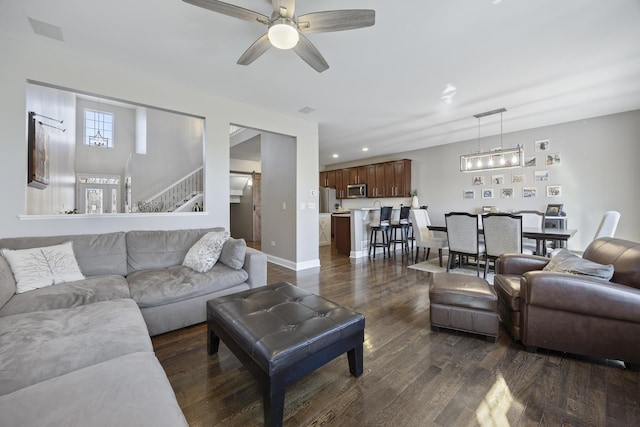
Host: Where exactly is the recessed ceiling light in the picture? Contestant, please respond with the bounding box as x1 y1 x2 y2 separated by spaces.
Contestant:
362 147 369 152
332 154 339 158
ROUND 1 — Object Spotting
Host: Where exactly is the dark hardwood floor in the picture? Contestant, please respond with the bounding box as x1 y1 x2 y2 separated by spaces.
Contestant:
152 244 639 426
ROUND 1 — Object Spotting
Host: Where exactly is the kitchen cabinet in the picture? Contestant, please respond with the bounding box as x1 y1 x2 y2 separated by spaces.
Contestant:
384 160 411 197
334 214 351 256
320 159 411 198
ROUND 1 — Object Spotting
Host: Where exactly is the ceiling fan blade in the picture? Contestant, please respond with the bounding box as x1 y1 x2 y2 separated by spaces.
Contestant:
237 33 271 65
183 0 268 24
298 10 375 33
271 0 295 18
293 33 329 73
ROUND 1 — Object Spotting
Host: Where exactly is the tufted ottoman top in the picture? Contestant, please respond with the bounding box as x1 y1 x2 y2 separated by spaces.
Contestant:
430 273 497 312
207 282 365 374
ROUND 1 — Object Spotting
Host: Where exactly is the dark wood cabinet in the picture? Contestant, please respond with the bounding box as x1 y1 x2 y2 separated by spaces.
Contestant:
334 215 351 256
320 159 411 199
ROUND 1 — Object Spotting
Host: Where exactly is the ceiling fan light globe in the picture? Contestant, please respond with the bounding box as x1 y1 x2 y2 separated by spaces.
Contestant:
268 21 299 50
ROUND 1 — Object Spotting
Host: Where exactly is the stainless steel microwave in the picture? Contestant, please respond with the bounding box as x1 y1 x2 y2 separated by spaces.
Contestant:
347 184 367 198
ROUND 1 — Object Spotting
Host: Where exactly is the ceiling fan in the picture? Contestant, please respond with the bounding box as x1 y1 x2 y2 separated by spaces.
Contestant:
183 0 375 72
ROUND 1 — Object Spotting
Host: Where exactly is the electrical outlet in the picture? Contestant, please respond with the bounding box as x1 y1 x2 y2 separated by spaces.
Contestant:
282 202 286 210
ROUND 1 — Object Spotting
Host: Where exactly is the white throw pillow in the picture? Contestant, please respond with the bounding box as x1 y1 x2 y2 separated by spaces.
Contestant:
182 231 230 273
1 242 85 294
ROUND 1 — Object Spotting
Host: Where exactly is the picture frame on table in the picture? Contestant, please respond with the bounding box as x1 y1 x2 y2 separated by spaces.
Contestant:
545 203 564 215
546 186 562 198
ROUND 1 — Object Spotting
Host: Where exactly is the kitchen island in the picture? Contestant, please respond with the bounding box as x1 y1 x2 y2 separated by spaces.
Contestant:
349 207 405 258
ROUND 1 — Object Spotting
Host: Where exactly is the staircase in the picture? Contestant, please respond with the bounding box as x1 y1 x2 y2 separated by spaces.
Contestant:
144 167 203 212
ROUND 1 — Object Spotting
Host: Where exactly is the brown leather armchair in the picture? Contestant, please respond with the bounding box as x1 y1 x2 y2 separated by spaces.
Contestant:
494 237 640 370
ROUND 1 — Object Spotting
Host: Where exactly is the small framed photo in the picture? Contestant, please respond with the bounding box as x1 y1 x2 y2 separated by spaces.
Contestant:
535 139 550 151
523 187 537 198
534 170 549 181
511 173 525 183
501 188 514 198
463 189 475 199
524 157 537 167
482 189 494 199
546 153 561 165
546 186 562 197
511 143 524 149
546 203 564 215
492 174 504 185
472 175 484 186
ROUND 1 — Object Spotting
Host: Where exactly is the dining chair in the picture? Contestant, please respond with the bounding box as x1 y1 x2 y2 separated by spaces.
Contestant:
410 209 448 266
548 210 620 257
368 206 393 258
514 210 545 255
481 213 532 278
390 206 411 254
445 212 486 276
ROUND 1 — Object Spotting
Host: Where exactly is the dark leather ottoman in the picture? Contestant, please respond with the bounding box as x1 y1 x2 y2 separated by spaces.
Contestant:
207 282 365 427
429 273 499 342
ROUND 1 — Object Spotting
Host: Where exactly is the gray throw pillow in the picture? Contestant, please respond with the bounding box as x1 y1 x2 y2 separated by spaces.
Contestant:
543 249 614 280
219 238 247 270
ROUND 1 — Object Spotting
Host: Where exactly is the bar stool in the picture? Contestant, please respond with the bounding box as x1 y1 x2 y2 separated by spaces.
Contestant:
369 206 393 258
390 206 411 254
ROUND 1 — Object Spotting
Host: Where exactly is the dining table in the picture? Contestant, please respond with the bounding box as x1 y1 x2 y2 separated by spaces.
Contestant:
428 224 577 257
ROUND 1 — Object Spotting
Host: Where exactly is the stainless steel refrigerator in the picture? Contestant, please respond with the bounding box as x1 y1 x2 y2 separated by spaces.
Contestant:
319 188 337 213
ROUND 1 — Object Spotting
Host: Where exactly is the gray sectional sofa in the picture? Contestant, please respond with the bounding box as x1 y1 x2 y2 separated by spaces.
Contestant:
0 228 267 426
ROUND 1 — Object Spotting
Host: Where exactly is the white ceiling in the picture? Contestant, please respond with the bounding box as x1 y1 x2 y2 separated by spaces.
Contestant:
2 0 640 167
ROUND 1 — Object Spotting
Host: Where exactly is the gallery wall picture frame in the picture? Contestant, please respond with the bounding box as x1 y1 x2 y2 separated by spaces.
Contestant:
501 188 514 198
524 157 537 167
482 189 494 199
463 189 475 199
512 173 525 183
535 139 550 151
546 153 561 165
523 187 537 198
546 185 562 197
492 174 504 185
472 175 484 185
534 170 549 181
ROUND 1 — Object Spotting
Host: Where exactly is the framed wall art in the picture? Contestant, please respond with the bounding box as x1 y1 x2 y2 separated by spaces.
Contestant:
463 189 475 199
523 187 537 198
482 188 494 199
535 139 550 151
546 186 562 197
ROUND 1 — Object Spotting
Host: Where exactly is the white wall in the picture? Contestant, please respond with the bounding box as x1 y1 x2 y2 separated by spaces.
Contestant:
0 33 320 269
331 110 640 251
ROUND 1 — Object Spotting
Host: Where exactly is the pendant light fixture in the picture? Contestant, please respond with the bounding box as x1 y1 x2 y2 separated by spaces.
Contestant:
460 108 523 172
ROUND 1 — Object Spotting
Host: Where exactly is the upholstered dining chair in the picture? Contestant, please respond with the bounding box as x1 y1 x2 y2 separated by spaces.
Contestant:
548 210 620 257
445 212 486 276
481 213 533 278
410 209 448 266
514 210 545 254
368 206 393 258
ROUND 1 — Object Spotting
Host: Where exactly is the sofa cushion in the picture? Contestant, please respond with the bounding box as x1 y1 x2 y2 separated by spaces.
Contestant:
126 228 224 273
544 249 614 280
0 352 188 427
0 298 152 396
0 232 127 277
0 275 130 318
1 242 85 293
127 263 249 308
583 237 640 289
182 230 230 273
219 238 247 270
0 256 15 308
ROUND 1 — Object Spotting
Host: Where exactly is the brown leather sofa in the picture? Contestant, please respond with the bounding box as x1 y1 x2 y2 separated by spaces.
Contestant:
494 237 640 370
